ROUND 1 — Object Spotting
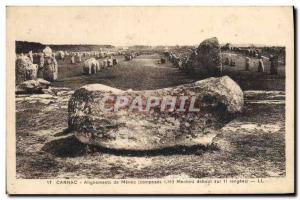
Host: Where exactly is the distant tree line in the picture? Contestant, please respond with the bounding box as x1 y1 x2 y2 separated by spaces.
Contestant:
16 41 45 53
15 41 115 54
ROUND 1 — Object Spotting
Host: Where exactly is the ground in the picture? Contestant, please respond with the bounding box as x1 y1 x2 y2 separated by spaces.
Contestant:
16 53 285 179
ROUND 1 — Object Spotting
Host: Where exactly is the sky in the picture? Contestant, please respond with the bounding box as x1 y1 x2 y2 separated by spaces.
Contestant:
7 6 293 46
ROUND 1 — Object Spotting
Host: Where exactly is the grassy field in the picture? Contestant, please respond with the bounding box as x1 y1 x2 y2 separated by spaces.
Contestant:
15 53 286 179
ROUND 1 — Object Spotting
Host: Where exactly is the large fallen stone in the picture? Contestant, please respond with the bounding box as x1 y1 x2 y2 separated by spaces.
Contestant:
15 55 38 85
68 76 243 150
16 78 51 94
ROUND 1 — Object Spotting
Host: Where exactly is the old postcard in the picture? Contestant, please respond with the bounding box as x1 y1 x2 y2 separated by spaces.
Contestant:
6 6 294 194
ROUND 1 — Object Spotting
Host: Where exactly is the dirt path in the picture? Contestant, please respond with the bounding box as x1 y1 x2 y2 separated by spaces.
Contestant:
52 54 196 90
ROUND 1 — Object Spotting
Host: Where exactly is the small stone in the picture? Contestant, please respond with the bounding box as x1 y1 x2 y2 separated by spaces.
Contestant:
195 149 204 156
16 79 51 94
184 122 190 127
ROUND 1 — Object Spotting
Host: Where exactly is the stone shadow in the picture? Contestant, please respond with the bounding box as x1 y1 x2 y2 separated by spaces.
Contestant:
42 135 219 158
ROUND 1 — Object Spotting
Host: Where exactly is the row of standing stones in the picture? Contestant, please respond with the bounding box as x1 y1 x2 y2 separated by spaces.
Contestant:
16 54 58 85
167 37 279 75
15 47 120 93
15 47 58 93
16 37 244 151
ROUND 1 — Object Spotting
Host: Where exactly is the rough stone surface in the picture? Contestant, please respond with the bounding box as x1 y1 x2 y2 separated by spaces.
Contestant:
270 55 279 75
36 53 45 69
192 37 221 77
68 76 243 150
83 58 99 75
71 56 75 64
16 78 51 94
43 56 58 81
56 51 65 60
257 59 264 72
16 55 38 85
245 57 250 71
43 46 53 57
75 54 82 63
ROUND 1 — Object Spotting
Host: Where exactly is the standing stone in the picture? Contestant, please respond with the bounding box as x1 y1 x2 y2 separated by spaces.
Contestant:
83 58 98 75
103 60 108 68
32 53 45 78
28 51 33 62
193 37 221 77
269 55 279 75
40 53 45 68
43 46 53 57
257 59 265 72
26 64 38 80
38 54 45 78
113 58 118 65
96 60 101 71
71 56 75 64
99 52 105 59
177 59 183 69
15 55 38 85
56 51 65 60
75 53 82 63
224 57 230 65
43 56 58 81
245 57 250 71
107 58 113 67
68 76 243 151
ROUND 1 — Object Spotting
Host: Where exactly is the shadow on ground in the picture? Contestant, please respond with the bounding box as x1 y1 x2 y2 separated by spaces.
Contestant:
42 135 219 158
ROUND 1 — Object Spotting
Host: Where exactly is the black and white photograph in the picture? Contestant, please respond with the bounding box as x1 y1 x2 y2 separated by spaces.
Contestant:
6 6 294 194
